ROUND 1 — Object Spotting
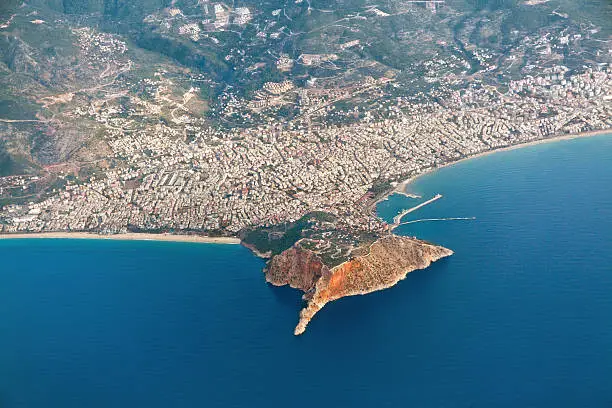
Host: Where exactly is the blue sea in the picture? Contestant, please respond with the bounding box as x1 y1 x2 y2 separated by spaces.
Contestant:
1 134 611 408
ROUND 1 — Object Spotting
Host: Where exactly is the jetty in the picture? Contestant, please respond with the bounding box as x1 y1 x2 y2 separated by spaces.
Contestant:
392 194 442 225
393 217 476 229
395 191 422 199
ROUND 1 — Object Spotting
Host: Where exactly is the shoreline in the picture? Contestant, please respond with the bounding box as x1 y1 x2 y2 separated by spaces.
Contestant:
0 232 241 244
0 130 610 243
394 129 612 195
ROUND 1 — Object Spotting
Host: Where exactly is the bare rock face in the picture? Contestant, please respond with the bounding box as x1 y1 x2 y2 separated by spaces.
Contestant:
265 247 330 293
265 235 453 335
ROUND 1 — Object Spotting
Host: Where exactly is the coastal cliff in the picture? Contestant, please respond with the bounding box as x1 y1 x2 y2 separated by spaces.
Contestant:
265 235 453 335
264 246 330 293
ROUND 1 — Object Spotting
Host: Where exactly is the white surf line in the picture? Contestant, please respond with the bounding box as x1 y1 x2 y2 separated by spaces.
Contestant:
392 194 442 225
0 119 46 123
394 217 476 228
0 119 44 123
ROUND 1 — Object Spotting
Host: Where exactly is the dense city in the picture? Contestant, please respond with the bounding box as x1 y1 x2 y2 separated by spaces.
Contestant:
0 0 610 244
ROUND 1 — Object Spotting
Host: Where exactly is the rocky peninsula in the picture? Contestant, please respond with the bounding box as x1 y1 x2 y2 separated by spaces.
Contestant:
265 234 453 335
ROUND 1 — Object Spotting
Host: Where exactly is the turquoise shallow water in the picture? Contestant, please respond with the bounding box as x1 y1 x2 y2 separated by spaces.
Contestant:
1 134 611 407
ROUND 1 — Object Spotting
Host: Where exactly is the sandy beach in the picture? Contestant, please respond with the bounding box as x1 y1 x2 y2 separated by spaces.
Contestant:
0 232 241 244
395 129 612 194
